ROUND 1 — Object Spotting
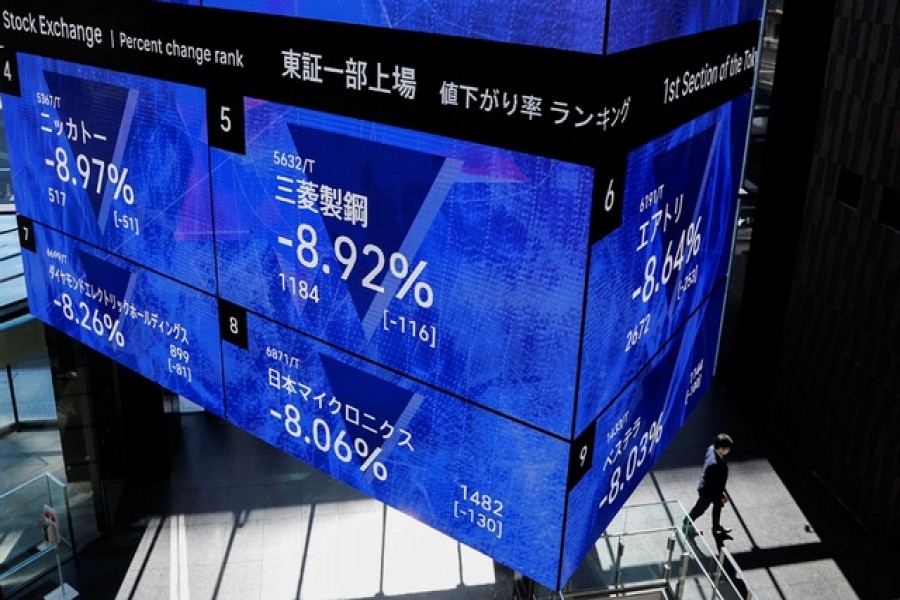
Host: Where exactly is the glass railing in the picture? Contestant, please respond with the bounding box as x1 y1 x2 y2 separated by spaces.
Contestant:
0 212 28 321
0 472 74 598
521 501 757 599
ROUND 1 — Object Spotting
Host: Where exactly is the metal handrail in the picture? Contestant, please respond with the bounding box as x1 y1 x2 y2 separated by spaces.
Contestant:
611 501 749 600
0 539 61 579
561 578 669 598
673 523 746 599
0 471 73 597
0 470 66 500
719 546 761 600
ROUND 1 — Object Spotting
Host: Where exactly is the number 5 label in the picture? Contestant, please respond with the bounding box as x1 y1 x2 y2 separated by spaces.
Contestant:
206 90 245 154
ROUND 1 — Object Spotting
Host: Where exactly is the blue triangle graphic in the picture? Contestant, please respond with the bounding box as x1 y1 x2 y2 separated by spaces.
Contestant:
76 250 135 312
286 124 445 323
43 71 131 225
651 126 715 304
320 353 420 463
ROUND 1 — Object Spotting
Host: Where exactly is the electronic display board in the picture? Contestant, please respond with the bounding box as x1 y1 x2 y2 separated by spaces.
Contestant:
0 0 762 590
3 53 215 293
0 0 762 166
16 218 225 415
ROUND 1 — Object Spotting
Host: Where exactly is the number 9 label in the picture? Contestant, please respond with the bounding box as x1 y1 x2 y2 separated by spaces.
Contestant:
567 421 596 490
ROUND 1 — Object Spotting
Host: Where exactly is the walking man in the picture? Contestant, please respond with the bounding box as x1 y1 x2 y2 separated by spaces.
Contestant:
684 433 733 539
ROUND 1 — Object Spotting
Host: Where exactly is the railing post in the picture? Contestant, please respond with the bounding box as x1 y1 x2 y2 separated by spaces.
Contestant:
713 547 725 587
613 536 625 587
675 551 690 599
663 533 676 583
8 364 21 430
63 483 76 552
515 575 535 600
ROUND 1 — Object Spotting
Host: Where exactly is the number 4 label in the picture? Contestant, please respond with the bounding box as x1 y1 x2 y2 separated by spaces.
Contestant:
206 89 245 154
0 47 21 96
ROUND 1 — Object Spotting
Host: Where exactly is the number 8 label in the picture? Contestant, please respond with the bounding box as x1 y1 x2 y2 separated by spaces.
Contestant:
219 299 248 349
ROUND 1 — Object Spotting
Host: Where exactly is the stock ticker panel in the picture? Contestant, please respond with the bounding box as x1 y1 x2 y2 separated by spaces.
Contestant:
577 92 752 433
17 219 225 415
211 102 593 438
2 53 215 293
221 309 571 587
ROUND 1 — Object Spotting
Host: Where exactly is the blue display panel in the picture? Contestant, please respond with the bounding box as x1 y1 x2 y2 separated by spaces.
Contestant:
18 220 225 415
2 54 214 292
203 0 764 55
577 93 752 435
606 0 764 53
213 102 592 437
562 280 727 582
203 0 607 54
222 311 570 586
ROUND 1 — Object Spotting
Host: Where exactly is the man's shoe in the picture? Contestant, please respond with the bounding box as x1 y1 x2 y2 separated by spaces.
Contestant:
713 528 734 541
682 518 701 539
713 526 733 534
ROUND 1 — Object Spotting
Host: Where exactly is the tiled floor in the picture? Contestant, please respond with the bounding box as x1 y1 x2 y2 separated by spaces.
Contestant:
1 350 58 429
629 383 870 600
0 428 65 486
113 414 509 600
5 354 56 422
